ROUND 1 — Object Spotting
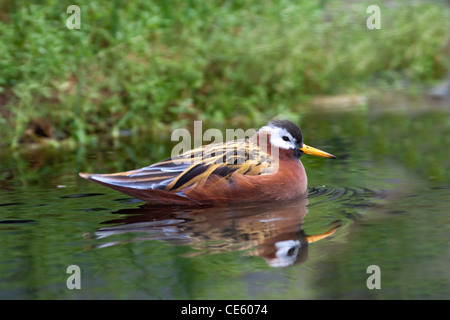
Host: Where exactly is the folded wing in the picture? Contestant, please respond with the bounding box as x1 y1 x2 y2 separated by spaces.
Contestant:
80 139 275 194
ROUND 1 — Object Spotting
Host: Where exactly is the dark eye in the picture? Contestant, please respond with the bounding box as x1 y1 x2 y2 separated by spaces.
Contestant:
282 136 290 142
287 247 296 256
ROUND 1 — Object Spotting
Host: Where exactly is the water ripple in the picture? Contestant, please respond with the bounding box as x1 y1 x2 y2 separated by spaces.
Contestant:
307 185 388 208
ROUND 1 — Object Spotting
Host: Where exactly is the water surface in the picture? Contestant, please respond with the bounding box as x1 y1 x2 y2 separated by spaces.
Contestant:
0 102 449 299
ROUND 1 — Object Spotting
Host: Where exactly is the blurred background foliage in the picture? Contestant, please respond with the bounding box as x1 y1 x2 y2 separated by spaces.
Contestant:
0 0 449 148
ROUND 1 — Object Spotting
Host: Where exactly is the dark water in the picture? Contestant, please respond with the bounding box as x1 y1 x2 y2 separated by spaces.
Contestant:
0 103 449 299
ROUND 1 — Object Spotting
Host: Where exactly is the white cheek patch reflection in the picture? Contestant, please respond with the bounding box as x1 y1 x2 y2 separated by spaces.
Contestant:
267 239 301 267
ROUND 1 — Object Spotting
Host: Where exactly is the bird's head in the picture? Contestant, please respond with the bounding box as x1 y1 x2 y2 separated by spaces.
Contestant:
258 120 336 159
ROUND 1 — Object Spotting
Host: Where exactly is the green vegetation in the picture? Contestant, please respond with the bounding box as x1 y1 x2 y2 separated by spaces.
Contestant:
0 0 449 148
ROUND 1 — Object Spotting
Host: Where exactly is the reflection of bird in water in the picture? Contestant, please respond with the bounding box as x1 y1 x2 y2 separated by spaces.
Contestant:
92 197 340 267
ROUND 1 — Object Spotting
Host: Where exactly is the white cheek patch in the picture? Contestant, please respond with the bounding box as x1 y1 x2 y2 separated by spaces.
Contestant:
259 126 297 149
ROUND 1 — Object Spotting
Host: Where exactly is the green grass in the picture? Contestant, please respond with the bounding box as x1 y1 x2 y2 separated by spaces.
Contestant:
0 0 449 148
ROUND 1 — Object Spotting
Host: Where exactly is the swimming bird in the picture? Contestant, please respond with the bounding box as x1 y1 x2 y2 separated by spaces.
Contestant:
79 120 336 205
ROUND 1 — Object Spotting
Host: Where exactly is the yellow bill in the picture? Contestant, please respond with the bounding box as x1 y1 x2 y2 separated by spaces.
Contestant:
300 144 336 159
